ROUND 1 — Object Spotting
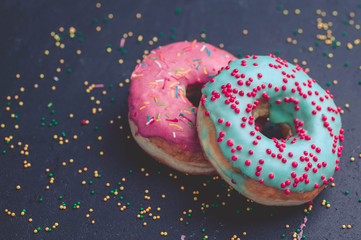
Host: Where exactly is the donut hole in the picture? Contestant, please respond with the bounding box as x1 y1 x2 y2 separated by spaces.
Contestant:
186 83 203 107
253 98 294 140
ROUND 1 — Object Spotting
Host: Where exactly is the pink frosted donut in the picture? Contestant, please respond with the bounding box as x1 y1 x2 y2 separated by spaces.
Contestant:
128 40 235 174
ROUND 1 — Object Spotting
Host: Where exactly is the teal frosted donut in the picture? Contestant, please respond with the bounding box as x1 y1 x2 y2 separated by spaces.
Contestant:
197 54 344 206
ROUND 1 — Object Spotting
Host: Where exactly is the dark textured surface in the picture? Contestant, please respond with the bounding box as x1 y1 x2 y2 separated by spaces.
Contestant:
0 0 360 239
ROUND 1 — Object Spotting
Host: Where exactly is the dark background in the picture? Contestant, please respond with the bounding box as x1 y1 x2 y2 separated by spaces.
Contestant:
0 0 360 239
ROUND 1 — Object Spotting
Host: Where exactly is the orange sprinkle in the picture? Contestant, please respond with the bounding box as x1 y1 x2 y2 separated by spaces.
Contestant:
169 124 183 130
132 74 143 78
139 106 146 110
191 39 197 48
159 53 163 61
148 94 160 98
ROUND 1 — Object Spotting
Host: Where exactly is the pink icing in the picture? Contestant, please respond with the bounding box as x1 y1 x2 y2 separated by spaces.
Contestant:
128 40 235 151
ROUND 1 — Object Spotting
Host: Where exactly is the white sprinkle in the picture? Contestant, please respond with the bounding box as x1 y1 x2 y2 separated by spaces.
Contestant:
173 132 176 138
155 79 164 82
146 118 154 125
53 76 59 81
200 45 206 51
155 60 162 68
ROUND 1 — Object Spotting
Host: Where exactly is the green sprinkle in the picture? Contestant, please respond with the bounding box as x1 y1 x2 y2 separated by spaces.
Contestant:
170 35 175 40
92 18 98 23
315 41 320 46
39 198 43 202
323 51 328 56
175 8 181 14
237 53 242 58
59 196 63 199
277 4 283 10
345 62 349 67
109 84 113 88
345 190 349 195
51 109 55 114
67 68 72 73
281 234 285 238
275 50 280 55
296 228 301 233
91 190 95 194
342 32 347 36
171 27 176 33
344 19 349 25
122 49 127 54
104 17 109 23
94 126 99 130
159 32 164 37
48 103 53 108
327 82 331 86
110 97 115 102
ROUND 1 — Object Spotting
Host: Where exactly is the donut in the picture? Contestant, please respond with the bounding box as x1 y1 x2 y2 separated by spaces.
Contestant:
128 40 235 174
197 54 344 206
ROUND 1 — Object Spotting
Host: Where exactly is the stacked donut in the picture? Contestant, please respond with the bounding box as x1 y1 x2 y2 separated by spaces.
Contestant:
129 41 344 206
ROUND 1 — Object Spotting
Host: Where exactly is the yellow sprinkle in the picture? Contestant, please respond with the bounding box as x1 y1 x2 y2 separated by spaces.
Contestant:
283 9 288 15
169 124 183 130
295 9 300 14
118 59 124 64
44 50 49 55
139 106 146 110
342 225 346 229
347 225 352 229
332 11 338 16
16 185 21 190
351 157 355 162
96 3 101 8
169 82 178 88
326 64 332 69
136 13 142 19
203 67 208 75
242 29 248 35
347 43 353 49
333 80 338 85
308 47 313 52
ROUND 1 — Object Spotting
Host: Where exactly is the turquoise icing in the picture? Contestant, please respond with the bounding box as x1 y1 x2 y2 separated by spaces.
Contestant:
202 55 343 193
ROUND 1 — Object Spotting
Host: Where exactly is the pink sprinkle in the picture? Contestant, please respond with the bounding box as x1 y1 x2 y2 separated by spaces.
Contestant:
181 235 186 240
81 120 87 125
120 38 126 48
93 84 104 88
297 217 308 240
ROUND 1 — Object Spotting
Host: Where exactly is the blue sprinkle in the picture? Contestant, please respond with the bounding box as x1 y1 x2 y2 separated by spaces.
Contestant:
196 64 200 70
179 113 184 116
175 86 178 98
208 74 216 77
205 47 211 57
147 114 150 121
141 63 147 66
193 58 202 62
